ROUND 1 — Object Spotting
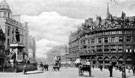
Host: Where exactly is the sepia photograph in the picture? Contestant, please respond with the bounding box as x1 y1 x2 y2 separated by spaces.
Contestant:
0 0 135 78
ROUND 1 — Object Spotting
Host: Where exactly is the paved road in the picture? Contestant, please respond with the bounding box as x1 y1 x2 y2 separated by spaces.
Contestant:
0 67 135 78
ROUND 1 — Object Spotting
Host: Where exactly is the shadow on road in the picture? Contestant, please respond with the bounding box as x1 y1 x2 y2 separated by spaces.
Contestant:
26 71 43 75
82 75 94 77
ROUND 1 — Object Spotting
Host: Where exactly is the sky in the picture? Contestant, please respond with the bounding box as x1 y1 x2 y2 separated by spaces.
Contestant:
3 0 135 58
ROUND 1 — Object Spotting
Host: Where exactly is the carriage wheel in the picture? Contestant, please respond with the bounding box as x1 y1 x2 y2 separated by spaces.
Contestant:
89 71 91 77
79 70 83 76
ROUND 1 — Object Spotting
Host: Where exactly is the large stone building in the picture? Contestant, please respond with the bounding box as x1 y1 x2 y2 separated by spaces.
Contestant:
0 0 28 54
0 27 5 67
69 5 135 67
69 31 79 62
0 0 36 64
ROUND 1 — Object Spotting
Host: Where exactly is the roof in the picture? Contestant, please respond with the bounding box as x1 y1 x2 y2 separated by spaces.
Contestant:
0 0 10 10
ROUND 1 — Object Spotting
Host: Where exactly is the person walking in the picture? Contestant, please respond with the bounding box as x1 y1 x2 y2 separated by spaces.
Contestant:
39 62 44 72
132 66 135 76
100 65 103 71
23 63 27 75
109 64 113 77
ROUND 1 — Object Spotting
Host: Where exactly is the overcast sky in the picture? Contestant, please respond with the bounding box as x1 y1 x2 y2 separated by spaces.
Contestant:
4 0 135 58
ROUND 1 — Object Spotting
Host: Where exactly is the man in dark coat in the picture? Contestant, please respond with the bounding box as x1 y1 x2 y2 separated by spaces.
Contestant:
109 64 113 77
23 63 27 74
132 66 135 76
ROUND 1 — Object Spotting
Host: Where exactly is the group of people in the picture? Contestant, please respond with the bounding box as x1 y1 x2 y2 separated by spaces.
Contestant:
100 64 135 77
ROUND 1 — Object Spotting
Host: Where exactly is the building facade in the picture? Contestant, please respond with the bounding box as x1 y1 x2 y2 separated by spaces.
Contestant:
46 45 67 64
0 0 29 54
69 31 80 62
69 12 135 67
0 28 5 67
0 0 36 64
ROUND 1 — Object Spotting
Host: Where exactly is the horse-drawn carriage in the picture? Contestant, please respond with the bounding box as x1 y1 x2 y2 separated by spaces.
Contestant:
53 56 61 71
79 64 91 76
53 62 61 71
75 58 91 76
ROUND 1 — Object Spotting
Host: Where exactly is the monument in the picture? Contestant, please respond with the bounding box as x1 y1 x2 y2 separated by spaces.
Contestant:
9 28 25 64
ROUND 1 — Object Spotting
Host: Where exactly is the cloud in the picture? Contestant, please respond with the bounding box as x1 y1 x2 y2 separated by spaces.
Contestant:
20 12 84 58
6 0 135 19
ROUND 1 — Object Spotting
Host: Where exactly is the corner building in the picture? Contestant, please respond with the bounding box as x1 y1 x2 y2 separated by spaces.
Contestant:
69 13 135 67
0 0 29 54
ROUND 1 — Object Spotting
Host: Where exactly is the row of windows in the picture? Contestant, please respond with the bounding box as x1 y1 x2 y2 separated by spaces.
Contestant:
81 44 135 53
0 12 11 18
85 31 132 37
81 48 135 54
81 36 134 45
81 44 132 49
80 48 130 54
69 47 79 52
80 49 123 54
7 26 24 36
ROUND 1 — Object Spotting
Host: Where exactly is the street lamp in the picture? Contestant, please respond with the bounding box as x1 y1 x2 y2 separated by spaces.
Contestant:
117 12 127 78
121 12 126 78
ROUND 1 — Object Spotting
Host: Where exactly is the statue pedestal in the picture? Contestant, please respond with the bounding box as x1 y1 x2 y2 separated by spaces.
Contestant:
10 43 25 62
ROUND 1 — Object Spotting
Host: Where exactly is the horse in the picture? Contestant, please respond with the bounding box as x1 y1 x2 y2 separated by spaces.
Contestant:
44 64 49 71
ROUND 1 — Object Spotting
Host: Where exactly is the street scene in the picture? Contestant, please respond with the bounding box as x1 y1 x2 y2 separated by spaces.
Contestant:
0 0 135 78
0 67 135 78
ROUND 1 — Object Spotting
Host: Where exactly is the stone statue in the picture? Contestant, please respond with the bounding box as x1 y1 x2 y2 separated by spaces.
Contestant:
12 29 15 43
15 28 20 42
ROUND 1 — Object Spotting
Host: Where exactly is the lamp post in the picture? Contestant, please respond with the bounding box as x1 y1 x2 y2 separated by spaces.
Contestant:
121 12 126 78
116 12 127 78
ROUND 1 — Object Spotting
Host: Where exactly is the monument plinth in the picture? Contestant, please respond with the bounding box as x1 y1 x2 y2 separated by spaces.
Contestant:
10 43 25 62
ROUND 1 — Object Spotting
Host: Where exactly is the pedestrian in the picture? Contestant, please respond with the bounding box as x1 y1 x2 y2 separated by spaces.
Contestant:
128 65 131 73
39 62 44 72
132 66 135 76
23 63 27 75
86 59 90 65
108 64 113 77
100 65 103 71
92 65 94 69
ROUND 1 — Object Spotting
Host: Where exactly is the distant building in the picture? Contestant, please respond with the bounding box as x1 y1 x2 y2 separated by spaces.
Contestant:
28 36 36 63
46 45 67 64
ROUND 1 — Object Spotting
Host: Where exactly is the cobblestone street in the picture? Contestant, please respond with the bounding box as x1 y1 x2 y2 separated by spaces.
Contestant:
0 67 135 78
